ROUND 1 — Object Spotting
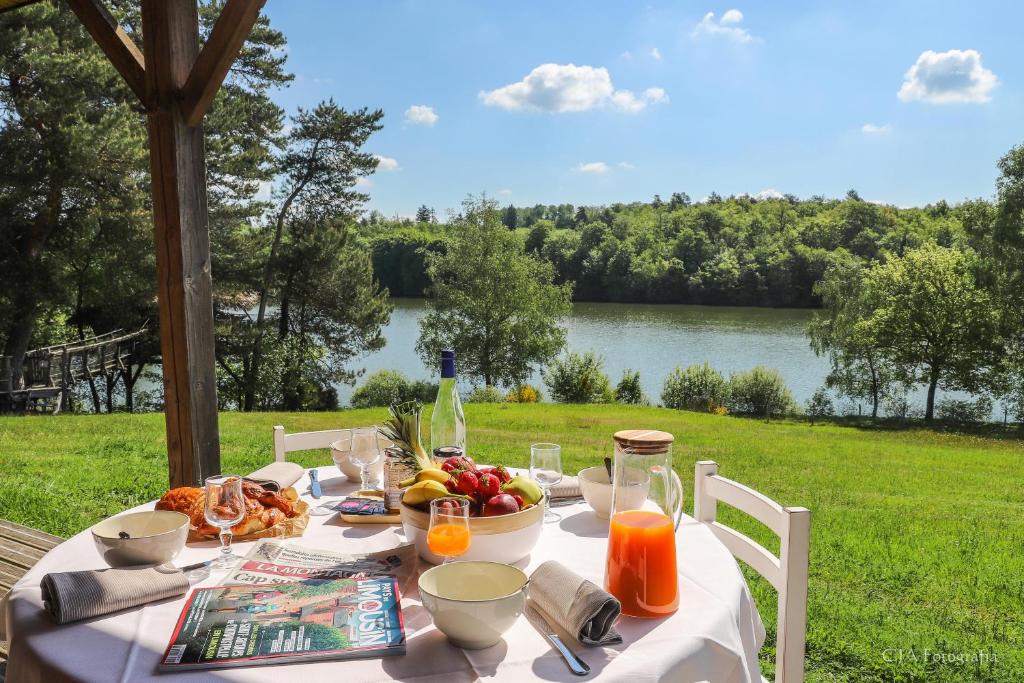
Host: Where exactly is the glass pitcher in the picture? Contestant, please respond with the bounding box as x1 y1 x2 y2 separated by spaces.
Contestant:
604 430 684 618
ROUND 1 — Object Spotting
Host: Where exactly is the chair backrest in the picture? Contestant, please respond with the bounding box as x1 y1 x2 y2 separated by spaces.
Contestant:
272 425 393 462
693 460 810 683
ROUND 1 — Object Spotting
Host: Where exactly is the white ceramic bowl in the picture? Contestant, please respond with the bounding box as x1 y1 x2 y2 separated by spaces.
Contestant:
400 499 544 565
578 466 614 518
92 510 189 567
418 561 528 649
330 436 387 483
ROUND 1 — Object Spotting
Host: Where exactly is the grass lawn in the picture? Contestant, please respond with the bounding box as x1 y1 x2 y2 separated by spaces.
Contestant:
1 404 1021 682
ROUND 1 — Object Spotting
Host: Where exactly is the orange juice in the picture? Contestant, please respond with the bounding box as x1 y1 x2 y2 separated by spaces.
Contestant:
605 510 679 618
427 523 471 557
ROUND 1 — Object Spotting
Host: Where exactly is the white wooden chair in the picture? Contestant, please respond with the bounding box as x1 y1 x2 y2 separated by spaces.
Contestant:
693 461 811 683
272 425 393 462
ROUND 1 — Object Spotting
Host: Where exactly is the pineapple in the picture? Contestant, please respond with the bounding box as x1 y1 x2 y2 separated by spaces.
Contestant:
379 401 433 472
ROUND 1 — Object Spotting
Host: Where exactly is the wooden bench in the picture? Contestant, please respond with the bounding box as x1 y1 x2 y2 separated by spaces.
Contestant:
0 520 63 662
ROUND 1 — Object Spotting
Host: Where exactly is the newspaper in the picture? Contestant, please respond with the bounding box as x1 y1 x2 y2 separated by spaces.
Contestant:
220 539 419 593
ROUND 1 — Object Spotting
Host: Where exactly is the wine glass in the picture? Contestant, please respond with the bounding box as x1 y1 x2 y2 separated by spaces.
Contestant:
531 443 563 523
204 475 245 568
427 497 471 564
349 427 382 492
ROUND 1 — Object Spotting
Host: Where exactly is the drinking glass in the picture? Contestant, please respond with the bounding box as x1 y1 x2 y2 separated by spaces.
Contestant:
204 475 245 568
427 497 471 564
530 442 563 523
349 427 382 492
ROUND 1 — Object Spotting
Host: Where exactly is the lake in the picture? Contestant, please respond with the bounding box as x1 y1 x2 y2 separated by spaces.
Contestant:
341 298 834 408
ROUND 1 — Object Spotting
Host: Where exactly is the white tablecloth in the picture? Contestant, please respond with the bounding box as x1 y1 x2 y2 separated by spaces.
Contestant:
2 466 765 682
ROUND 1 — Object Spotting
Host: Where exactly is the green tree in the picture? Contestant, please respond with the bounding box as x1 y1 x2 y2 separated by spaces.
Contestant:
502 204 517 229
860 244 1002 421
542 351 614 403
809 258 893 417
228 101 387 410
415 205 434 223
416 196 572 386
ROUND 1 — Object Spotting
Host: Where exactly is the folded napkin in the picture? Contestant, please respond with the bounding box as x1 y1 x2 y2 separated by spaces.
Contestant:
529 560 622 646
41 565 190 625
246 461 304 492
550 475 580 499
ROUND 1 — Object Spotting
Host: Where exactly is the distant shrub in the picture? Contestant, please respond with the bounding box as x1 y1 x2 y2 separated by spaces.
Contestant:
726 367 797 418
506 384 542 403
661 362 728 412
806 387 834 422
882 388 912 420
351 370 437 408
937 397 992 424
615 369 647 405
542 352 614 404
467 385 504 403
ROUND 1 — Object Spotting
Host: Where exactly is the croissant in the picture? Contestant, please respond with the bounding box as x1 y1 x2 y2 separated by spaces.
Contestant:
156 481 299 538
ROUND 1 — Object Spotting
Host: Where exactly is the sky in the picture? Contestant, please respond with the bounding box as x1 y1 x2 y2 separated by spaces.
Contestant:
262 1 1024 217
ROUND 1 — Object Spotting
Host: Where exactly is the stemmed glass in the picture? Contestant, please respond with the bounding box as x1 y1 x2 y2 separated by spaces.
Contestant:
204 475 245 568
349 427 382 492
427 497 471 564
531 443 563 523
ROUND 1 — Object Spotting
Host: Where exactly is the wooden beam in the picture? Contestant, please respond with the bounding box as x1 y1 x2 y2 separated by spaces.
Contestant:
66 0 147 105
180 0 265 127
141 0 221 488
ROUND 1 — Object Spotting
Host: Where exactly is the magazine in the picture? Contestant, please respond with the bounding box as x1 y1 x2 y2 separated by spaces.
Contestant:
159 576 405 671
222 539 418 593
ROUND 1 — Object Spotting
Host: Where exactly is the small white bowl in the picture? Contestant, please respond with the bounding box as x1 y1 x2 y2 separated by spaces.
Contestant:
578 466 653 519
330 438 386 482
418 561 528 649
92 510 189 567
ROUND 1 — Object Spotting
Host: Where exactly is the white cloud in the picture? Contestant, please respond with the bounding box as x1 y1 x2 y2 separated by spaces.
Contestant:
861 123 892 135
575 162 610 174
618 161 635 169
355 177 373 188
692 10 756 43
498 188 512 196
650 47 662 60
479 63 667 113
721 9 744 24
644 87 669 104
404 105 438 126
620 50 633 60
373 154 400 171
897 49 998 104
753 188 784 200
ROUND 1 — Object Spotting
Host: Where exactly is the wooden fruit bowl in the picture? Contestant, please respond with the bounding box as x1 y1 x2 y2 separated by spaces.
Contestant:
400 500 543 565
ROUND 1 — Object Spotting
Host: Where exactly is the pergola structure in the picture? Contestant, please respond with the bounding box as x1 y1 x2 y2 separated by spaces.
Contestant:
2 0 265 487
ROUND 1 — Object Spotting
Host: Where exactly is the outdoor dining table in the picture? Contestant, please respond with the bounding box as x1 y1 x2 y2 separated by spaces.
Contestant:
1 466 766 682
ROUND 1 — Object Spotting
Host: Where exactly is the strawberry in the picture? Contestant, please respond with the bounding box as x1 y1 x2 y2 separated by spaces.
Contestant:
441 460 459 473
511 494 524 508
455 470 479 496
478 472 501 498
495 466 513 484
444 478 458 493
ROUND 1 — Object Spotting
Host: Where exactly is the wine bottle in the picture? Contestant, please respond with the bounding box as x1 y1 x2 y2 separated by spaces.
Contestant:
430 349 466 455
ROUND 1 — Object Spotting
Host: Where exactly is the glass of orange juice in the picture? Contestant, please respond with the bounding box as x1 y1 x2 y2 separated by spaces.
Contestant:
427 497 471 564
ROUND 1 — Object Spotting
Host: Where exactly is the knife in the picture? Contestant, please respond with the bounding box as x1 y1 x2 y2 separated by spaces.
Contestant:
309 469 322 498
524 603 590 676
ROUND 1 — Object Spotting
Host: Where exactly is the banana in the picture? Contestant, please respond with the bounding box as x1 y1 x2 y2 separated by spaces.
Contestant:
399 468 449 488
400 480 451 507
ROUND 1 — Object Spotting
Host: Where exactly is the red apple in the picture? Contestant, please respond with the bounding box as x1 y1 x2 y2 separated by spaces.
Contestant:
483 493 520 517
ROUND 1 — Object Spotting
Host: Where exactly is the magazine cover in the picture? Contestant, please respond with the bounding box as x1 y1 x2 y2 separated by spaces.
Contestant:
223 539 418 592
159 576 405 671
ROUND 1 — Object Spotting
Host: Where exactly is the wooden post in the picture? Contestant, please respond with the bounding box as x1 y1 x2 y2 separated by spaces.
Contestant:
141 0 220 487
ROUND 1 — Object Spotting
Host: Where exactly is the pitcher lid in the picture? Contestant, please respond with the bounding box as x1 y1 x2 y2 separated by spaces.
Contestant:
613 430 674 452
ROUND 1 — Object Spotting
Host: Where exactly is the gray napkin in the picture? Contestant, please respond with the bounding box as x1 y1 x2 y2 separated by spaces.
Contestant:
41 565 190 624
245 461 304 492
529 560 622 646
549 475 580 498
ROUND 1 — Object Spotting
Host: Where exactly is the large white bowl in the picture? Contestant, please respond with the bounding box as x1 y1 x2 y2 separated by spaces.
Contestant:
400 499 543 565
418 561 528 649
92 510 189 567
